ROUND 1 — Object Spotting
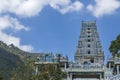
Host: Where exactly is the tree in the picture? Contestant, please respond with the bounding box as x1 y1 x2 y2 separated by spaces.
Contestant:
109 34 120 57
12 60 34 80
35 64 67 80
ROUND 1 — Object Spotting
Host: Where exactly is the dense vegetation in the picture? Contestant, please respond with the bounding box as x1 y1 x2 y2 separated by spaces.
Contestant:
12 60 34 80
36 64 67 80
109 34 120 57
0 48 23 80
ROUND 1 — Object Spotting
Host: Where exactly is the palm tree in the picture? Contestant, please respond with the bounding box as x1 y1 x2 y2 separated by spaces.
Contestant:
109 34 120 57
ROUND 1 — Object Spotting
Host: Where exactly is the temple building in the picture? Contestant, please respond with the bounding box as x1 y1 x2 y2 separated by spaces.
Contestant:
105 55 120 80
67 21 104 80
35 53 69 75
35 21 120 80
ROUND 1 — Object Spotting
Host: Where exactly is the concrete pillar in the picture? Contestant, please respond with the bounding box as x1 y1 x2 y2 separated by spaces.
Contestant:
70 73 73 80
100 73 102 80
109 63 111 69
65 62 67 70
117 65 119 74
35 66 38 75
66 74 69 80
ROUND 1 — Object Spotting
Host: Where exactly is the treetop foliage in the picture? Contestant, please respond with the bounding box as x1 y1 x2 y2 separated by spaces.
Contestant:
109 34 120 57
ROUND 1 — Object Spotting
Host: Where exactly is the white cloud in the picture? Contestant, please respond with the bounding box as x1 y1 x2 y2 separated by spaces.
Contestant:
0 0 84 17
0 15 33 52
12 0 49 17
0 31 33 52
49 0 84 14
0 15 29 31
0 0 84 52
0 0 48 17
87 0 120 17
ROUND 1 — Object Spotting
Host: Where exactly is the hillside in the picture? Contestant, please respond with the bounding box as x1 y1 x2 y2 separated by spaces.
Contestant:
0 41 40 80
0 41 40 61
0 48 23 80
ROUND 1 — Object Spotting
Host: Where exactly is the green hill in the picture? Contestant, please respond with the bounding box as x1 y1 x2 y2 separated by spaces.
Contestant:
0 41 39 61
0 41 39 80
0 47 23 80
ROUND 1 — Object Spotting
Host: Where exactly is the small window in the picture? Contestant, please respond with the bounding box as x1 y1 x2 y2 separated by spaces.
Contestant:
90 59 94 63
87 31 91 34
88 35 90 37
88 51 91 54
88 44 91 47
88 39 90 42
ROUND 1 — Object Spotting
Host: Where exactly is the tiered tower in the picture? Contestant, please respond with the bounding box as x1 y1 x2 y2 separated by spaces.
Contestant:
74 21 104 65
68 21 104 80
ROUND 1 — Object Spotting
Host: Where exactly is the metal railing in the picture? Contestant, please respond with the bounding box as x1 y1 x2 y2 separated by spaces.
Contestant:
110 74 120 80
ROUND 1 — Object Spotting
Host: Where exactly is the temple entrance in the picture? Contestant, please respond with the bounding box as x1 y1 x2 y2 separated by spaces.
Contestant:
72 73 102 80
84 61 88 65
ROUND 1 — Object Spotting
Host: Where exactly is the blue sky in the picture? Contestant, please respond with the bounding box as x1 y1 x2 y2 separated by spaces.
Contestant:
0 0 120 63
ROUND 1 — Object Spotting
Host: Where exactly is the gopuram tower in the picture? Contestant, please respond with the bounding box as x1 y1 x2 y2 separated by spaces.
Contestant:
75 21 104 65
68 21 104 80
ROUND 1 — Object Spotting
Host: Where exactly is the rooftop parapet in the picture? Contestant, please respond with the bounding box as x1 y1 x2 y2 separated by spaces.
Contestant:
68 63 103 72
107 57 114 62
36 52 68 64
